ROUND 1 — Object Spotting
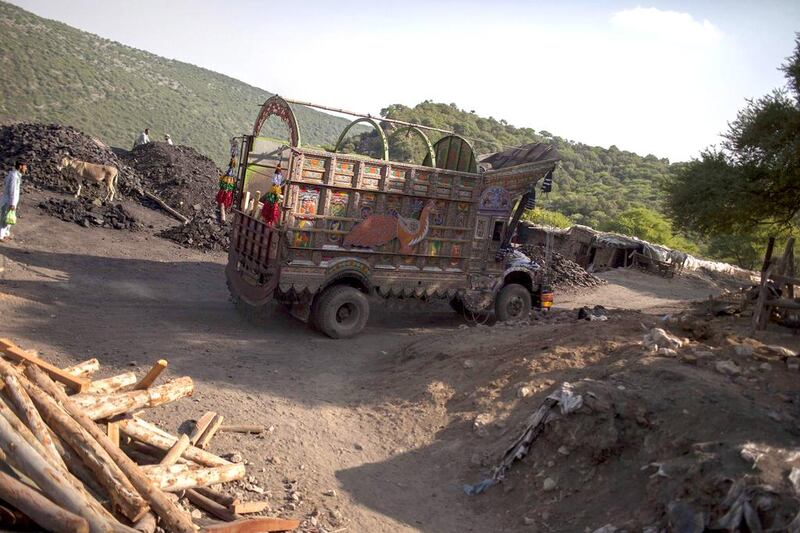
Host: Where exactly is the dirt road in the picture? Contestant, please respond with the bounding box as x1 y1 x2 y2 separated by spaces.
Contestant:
0 201 752 532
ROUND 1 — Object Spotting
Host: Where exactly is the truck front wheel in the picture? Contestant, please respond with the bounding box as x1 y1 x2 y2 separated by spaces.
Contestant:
495 283 532 321
315 285 370 339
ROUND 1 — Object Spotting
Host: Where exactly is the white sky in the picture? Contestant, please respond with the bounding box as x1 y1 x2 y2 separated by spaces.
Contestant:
9 0 800 161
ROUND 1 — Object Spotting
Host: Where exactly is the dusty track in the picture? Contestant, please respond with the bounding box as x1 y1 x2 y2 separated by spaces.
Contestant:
0 199 751 532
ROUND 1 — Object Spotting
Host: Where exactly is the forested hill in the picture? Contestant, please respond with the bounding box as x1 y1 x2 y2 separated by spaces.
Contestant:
338 102 674 231
0 1 359 164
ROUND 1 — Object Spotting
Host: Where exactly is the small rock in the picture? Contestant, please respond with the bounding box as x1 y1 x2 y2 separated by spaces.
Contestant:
228 452 243 463
246 484 264 495
658 347 678 357
462 359 475 369
644 328 683 350
516 385 533 398
323 489 337 497
557 446 570 456
290 491 301 502
679 353 698 365
715 360 741 376
473 414 493 437
523 516 537 526
354 443 363 451
191 509 202 519
542 477 557 491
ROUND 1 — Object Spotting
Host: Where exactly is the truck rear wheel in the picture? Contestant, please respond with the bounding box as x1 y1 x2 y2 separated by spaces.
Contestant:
495 283 532 322
315 285 370 339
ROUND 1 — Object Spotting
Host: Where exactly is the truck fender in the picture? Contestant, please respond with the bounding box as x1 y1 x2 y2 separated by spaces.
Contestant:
320 258 372 294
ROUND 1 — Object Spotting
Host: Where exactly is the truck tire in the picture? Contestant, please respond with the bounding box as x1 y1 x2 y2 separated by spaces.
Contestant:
495 283 532 322
315 285 370 339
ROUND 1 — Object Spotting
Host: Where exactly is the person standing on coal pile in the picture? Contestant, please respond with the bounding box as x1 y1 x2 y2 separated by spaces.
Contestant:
133 128 150 148
0 160 27 242
164 133 173 145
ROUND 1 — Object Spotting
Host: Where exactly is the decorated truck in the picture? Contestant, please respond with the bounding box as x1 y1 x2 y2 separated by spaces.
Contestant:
225 96 560 338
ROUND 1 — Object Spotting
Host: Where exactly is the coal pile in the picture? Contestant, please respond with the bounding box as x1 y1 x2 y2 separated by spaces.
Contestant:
121 142 220 217
158 210 229 251
519 244 605 291
0 123 135 197
38 197 142 231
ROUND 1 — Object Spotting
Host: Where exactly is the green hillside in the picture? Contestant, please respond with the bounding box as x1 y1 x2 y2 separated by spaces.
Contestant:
0 1 359 164
338 102 675 233
1 1 696 255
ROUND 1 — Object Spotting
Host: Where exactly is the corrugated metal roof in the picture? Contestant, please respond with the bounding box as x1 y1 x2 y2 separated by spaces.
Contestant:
478 143 560 170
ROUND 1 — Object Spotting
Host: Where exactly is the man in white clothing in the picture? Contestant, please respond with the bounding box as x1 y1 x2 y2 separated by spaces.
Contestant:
133 128 150 148
1 160 26 241
164 134 174 145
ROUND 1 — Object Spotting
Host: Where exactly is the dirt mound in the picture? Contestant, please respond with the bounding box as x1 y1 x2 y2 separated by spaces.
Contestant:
38 197 142 231
0 123 134 197
519 244 605 291
158 211 229 251
363 304 800 532
121 142 220 217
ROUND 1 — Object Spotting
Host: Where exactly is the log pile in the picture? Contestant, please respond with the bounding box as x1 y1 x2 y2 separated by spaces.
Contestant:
0 339 299 533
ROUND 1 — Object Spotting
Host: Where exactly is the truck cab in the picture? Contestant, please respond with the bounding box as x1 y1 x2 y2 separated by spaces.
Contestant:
226 96 559 338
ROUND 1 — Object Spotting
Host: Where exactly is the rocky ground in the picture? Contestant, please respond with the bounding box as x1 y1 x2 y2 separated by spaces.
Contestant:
2 199 799 532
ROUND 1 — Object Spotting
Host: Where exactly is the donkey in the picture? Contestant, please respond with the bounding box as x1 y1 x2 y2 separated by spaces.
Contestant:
57 155 119 201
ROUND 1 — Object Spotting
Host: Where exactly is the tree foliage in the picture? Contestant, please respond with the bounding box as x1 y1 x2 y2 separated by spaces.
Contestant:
0 1 365 165
337 101 674 231
522 208 573 229
666 36 800 235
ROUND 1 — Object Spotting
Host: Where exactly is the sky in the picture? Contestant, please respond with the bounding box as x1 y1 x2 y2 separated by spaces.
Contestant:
9 0 800 161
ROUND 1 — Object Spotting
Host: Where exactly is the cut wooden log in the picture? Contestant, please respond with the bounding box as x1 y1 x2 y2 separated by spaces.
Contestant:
0 399 104 502
230 501 270 515
0 360 66 468
108 420 120 447
0 339 90 392
25 365 197 533
142 463 246 492
144 190 189 224
202 517 301 532
120 417 230 467
132 512 157 533
186 488 241 521
64 358 100 377
160 434 191 466
75 376 194 420
84 372 137 395
195 486 240 507
47 427 107 497
134 360 168 390
189 411 217 445
17 368 149 522
0 403 127 533
0 470 90 533
197 413 225 450
219 425 266 434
